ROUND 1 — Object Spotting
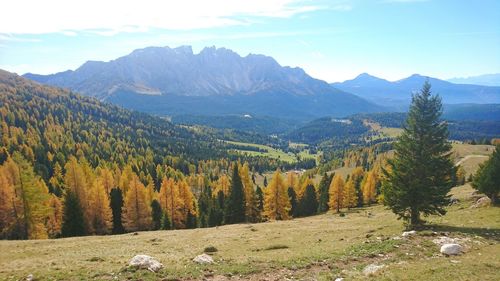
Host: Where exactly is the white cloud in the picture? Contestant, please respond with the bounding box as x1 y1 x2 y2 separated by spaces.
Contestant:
1 0 326 35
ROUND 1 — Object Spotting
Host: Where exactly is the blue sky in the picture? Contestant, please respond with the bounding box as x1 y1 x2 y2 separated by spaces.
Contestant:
0 0 499 82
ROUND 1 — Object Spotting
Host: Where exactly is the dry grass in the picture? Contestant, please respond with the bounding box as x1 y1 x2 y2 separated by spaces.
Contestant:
1 184 499 281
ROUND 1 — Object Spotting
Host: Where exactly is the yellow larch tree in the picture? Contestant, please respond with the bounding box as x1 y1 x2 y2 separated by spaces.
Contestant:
177 179 196 228
0 168 19 238
239 163 259 221
119 165 135 195
98 167 115 196
45 194 63 238
329 174 345 213
64 156 92 233
122 175 152 231
343 177 357 209
158 177 183 229
286 172 300 195
362 171 377 205
264 169 291 220
214 174 230 196
88 178 112 234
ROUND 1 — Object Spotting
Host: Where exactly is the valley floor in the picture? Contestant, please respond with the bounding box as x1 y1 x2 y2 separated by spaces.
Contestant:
1 184 499 281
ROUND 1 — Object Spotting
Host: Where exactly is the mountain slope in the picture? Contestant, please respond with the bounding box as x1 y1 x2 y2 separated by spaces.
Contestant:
24 46 382 120
332 73 500 109
448 73 500 87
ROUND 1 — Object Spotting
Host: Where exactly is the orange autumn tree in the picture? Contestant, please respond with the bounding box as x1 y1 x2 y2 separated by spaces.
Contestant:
264 169 291 220
239 163 259 222
88 178 112 234
362 171 377 205
177 179 197 228
64 156 92 233
329 174 345 213
344 177 357 209
158 177 183 229
122 175 151 231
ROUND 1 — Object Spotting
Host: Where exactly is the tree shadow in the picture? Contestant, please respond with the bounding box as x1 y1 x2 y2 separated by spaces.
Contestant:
420 224 500 242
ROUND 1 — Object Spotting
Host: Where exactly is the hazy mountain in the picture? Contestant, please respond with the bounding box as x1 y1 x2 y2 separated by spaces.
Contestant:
331 73 500 109
24 46 382 120
448 74 500 87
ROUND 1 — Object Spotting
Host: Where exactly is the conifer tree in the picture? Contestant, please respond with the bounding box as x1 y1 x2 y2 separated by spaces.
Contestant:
46 194 63 238
329 175 344 213
299 184 318 217
122 175 152 231
382 82 454 227
0 169 19 239
61 189 86 237
351 167 365 207
158 177 182 229
263 169 291 220
178 179 197 228
240 163 259 222
343 177 358 209
287 187 299 217
224 165 246 224
109 188 124 234
151 199 163 230
255 185 264 212
317 173 332 213
64 156 91 232
472 145 500 204
362 171 377 205
89 178 112 234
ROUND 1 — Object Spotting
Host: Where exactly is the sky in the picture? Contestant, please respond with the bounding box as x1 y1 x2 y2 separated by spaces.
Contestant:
0 0 499 83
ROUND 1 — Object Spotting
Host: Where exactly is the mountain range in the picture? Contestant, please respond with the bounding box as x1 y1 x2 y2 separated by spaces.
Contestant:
448 73 500 87
24 46 382 120
331 73 500 110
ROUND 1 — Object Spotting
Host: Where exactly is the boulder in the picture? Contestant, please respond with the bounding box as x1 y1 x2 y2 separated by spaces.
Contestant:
401 230 417 238
26 274 34 281
440 244 462 256
193 253 214 264
129 255 163 272
471 197 491 208
363 264 385 276
334 278 344 281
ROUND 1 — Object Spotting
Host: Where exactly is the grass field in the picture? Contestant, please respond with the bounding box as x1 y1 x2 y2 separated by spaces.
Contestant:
225 140 318 163
1 183 498 281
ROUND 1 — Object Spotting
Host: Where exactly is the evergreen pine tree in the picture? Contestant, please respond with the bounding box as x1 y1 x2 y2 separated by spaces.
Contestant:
287 187 298 217
255 186 264 212
224 165 246 224
299 184 318 217
161 212 171 230
472 145 500 204
61 189 86 237
382 81 454 227
109 188 124 234
151 199 163 230
317 173 332 213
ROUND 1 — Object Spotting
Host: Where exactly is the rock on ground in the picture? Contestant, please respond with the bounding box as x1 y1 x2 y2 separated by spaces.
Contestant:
471 197 491 208
26 274 34 281
129 255 163 272
334 278 344 281
440 244 463 255
193 253 214 264
401 230 417 238
363 264 385 276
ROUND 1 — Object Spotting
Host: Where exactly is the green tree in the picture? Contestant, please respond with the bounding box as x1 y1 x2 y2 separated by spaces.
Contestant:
109 188 124 234
382 82 454 228
151 199 163 230
287 187 298 217
61 189 86 237
317 173 332 213
299 184 318 217
472 145 500 204
224 165 246 224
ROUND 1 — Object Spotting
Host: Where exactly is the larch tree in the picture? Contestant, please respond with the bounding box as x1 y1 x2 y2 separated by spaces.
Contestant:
240 163 259 222
89 178 112 235
178 179 197 228
382 81 454 228
472 145 500 205
224 165 246 224
263 169 291 220
98 167 115 196
64 156 91 232
343 177 358 209
0 168 20 239
45 194 63 238
158 177 182 229
362 171 377 205
123 175 152 232
329 174 345 213
350 167 365 207
119 165 135 195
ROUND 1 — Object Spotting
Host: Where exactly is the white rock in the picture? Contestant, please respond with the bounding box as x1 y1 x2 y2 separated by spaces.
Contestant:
471 197 491 208
26 274 34 281
440 244 462 255
401 230 417 237
363 264 385 276
129 255 163 272
433 236 457 246
334 278 344 281
193 253 214 264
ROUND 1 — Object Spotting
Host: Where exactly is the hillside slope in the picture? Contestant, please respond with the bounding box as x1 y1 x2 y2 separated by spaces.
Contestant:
0 184 498 281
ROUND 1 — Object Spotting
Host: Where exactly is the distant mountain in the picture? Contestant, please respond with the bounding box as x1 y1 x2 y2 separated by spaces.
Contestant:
331 73 500 109
24 46 383 120
448 74 500 87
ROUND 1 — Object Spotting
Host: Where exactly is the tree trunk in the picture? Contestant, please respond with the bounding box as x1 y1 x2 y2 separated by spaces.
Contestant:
410 208 420 228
